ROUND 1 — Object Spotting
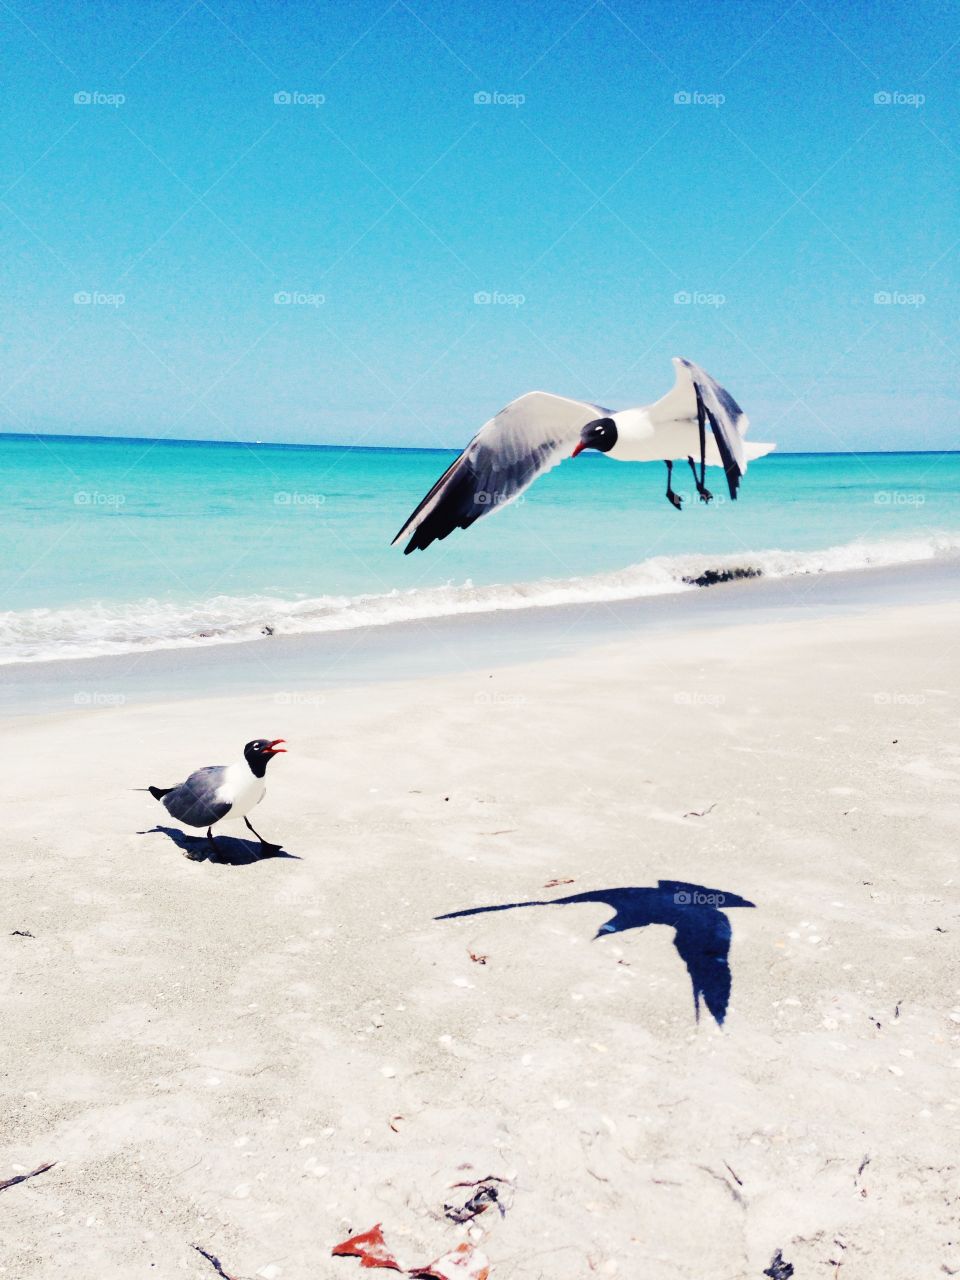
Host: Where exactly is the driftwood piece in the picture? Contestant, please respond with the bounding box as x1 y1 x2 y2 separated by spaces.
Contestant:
191 1243 242 1280
0 1162 56 1192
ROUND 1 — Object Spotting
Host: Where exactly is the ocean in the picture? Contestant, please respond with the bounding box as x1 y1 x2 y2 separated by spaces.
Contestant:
1 433 958 666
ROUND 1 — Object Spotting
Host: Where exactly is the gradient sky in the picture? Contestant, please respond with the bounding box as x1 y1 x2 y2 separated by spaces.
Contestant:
0 0 957 451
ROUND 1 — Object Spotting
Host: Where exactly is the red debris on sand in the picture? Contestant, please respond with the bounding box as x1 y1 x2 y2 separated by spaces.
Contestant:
332 1224 403 1271
412 1242 490 1279
544 878 574 887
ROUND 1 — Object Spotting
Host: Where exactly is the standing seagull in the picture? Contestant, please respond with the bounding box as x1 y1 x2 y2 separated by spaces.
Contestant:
392 357 775 553
147 739 287 857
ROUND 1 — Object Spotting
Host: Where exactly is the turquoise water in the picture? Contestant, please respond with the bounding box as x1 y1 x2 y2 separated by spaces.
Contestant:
1 433 958 663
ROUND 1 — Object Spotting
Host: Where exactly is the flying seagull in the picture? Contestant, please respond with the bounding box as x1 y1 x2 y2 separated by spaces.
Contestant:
392 357 775 553
146 738 286 857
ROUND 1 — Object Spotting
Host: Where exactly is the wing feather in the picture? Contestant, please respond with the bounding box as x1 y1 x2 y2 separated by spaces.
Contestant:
162 766 232 829
392 391 609 553
648 358 750 499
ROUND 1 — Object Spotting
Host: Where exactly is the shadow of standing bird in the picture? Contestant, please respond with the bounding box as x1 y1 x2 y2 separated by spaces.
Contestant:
139 824 301 866
436 880 755 1026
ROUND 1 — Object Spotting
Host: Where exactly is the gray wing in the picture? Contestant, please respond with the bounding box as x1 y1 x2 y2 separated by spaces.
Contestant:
392 390 610 553
162 766 231 829
647 357 749 499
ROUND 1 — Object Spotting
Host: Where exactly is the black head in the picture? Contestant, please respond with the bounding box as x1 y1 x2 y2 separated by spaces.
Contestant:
243 738 287 777
572 417 618 457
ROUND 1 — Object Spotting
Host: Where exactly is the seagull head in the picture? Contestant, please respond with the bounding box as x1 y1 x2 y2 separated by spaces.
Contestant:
243 738 287 775
572 416 618 458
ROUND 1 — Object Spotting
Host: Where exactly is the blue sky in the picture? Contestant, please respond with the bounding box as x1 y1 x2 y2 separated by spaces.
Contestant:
0 0 957 451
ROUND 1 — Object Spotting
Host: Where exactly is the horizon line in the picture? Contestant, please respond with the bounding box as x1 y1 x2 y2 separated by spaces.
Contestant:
1 428 957 460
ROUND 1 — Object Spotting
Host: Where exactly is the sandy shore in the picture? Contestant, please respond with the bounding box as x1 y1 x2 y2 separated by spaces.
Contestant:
2 599 958 1278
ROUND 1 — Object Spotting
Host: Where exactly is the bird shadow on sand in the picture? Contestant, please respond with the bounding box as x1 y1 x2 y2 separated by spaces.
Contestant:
437 880 755 1027
138 825 301 866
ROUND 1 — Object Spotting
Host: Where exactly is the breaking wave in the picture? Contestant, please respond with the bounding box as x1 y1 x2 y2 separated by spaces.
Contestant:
2 533 958 665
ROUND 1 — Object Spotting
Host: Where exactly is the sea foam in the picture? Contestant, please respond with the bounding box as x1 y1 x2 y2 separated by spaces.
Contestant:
1 533 958 665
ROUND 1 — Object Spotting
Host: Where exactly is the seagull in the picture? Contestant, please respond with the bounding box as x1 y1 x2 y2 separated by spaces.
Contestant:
392 357 775 553
146 738 287 857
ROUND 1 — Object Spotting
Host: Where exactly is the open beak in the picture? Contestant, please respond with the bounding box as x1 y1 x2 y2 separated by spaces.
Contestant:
571 440 586 458
264 738 287 754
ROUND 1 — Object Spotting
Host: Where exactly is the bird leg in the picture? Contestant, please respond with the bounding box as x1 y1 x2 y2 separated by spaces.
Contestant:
244 816 283 856
664 460 683 509
690 384 712 502
686 455 713 503
205 826 222 862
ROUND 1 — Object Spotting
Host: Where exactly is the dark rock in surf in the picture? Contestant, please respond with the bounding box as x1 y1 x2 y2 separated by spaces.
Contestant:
683 566 763 589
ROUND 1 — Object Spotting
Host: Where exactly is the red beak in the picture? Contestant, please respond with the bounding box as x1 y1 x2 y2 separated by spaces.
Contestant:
264 738 287 754
571 441 586 458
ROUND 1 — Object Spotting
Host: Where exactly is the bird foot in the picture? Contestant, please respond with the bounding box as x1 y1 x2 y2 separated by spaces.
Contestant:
258 841 284 858
697 487 713 503
667 491 683 510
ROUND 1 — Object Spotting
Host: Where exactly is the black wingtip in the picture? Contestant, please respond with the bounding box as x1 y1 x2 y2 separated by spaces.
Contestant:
703 403 743 501
392 522 427 553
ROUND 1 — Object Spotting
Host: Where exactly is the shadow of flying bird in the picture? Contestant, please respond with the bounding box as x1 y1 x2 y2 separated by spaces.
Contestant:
437 880 755 1026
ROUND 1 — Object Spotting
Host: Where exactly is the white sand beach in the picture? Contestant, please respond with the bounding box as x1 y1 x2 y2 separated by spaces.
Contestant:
1 597 959 1279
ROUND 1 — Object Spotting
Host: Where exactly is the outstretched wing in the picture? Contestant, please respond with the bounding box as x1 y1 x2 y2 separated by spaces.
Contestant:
162 766 231 829
392 391 610 554
647 357 750 499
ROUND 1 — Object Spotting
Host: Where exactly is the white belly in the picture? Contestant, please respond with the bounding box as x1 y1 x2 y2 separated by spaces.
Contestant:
611 410 723 465
214 763 266 824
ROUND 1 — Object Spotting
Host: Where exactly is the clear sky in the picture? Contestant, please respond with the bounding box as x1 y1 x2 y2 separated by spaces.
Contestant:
0 0 957 451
